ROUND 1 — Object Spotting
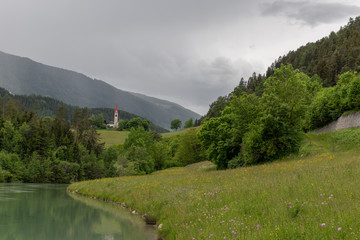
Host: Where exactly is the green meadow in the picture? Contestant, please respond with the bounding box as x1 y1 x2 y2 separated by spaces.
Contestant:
161 128 194 138
98 130 129 147
69 128 360 239
98 127 197 147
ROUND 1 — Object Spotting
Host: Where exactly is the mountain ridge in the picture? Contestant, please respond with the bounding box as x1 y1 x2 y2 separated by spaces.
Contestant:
0 51 200 129
0 86 169 133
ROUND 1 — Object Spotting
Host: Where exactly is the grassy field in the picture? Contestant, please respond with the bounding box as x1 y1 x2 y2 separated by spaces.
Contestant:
98 130 129 147
161 127 199 138
98 127 198 147
69 128 360 239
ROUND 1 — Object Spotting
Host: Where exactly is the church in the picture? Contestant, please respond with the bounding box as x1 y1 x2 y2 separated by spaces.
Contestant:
107 105 119 128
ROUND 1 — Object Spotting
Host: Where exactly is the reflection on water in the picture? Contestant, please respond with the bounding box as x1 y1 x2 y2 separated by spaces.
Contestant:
0 183 156 240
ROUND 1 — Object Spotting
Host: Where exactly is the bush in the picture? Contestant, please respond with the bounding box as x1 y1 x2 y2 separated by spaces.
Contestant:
103 146 118 177
0 151 25 181
174 129 205 166
151 141 171 170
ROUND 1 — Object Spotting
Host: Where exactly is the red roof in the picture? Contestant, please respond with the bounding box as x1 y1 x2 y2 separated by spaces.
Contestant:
115 104 118 112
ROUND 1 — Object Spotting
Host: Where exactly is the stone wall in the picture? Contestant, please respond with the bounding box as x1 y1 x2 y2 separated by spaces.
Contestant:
314 111 360 135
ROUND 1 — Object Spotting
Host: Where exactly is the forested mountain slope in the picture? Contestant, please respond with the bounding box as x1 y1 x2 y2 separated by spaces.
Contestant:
0 51 200 128
271 17 360 87
204 17 360 120
0 87 168 133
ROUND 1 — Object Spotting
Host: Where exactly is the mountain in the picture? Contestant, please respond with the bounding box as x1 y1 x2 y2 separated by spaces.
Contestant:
203 16 360 120
0 51 201 129
0 87 169 133
266 17 360 87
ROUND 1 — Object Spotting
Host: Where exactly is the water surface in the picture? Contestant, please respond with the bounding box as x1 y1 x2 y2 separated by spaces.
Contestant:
0 183 156 240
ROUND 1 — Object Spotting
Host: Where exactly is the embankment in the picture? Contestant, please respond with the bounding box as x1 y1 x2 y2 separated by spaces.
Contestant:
314 111 360 134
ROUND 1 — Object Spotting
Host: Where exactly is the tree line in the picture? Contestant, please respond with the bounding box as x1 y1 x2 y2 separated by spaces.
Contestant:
0 101 114 183
0 87 169 133
0 98 207 181
198 64 360 169
203 17 360 120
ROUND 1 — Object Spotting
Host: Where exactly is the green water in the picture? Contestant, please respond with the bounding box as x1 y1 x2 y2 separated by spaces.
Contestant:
0 184 156 240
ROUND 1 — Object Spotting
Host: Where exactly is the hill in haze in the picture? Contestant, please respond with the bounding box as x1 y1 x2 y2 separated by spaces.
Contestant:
0 51 201 129
204 16 360 121
0 87 169 133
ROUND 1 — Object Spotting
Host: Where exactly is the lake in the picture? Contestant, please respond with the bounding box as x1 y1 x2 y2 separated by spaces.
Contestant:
0 183 156 240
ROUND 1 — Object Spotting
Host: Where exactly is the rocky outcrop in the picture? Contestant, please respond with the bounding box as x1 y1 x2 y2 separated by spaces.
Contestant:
314 111 360 135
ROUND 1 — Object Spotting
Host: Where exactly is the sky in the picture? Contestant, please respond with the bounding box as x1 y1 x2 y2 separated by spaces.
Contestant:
0 0 360 115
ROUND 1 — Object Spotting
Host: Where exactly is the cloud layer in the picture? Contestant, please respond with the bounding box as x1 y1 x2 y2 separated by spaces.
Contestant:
0 0 359 114
262 1 360 26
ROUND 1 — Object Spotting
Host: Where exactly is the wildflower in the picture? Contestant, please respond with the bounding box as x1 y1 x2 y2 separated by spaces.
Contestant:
338 227 341 231
321 223 326 227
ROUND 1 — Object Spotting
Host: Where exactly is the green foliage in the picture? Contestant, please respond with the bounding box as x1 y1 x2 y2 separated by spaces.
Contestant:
81 153 104 180
118 117 151 131
0 86 169 133
151 141 172 170
25 152 53 183
174 129 205 166
269 17 360 86
242 65 313 164
103 146 118 177
116 127 155 175
0 102 113 183
69 127 360 240
126 146 154 175
305 71 360 130
205 96 230 119
346 74 360 109
170 119 182 131
199 93 259 169
184 118 193 128
89 114 106 129
200 64 316 169
0 120 22 153
0 151 25 182
198 115 234 169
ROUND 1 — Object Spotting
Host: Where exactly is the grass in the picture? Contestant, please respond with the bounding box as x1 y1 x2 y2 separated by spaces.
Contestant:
161 127 200 138
98 127 197 147
97 130 129 147
69 128 360 239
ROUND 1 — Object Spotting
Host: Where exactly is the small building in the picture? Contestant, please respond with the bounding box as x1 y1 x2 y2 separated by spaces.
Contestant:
107 105 119 128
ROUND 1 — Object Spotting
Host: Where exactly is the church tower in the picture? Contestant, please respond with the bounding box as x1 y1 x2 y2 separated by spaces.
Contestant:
114 105 119 128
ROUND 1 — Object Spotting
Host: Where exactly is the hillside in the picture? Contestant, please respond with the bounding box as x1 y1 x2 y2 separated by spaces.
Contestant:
204 16 360 120
69 128 360 239
271 17 360 87
0 51 200 129
0 87 168 133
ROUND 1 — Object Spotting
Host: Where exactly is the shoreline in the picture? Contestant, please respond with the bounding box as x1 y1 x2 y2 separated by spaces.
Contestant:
67 189 163 240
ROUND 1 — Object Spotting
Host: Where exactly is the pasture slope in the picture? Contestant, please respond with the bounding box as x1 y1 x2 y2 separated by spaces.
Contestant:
69 128 360 239
98 130 129 147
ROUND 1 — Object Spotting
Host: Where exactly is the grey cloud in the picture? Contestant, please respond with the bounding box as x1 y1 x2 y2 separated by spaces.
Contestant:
261 1 360 26
2 0 354 115
104 51 258 114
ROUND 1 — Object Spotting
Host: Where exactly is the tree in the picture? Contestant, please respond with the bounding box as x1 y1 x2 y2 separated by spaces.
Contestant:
170 119 182 131
89 114 106 129
118 127 156 175
184 118 193 128
205 96 230 119
127 117 150 131
242 64 315 164
174 129 204 165
198 93 259 169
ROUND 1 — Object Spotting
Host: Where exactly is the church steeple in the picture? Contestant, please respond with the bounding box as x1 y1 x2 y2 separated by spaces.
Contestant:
114 104 119 128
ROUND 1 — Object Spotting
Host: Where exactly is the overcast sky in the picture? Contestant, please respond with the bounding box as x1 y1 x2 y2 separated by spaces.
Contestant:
0 0 360 115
